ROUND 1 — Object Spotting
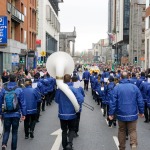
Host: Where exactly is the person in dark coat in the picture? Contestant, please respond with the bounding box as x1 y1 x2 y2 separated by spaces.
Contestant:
0 74 26 150
55 74 84 150
2 70 9 83
23 79 39 139
129 73 138 85
136 72 146 88
71 76 85 137
105 76 116 127
82 68 90 91
109 72 144 150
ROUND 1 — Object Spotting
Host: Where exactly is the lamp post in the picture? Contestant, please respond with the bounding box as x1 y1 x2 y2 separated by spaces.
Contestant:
116 31 119 65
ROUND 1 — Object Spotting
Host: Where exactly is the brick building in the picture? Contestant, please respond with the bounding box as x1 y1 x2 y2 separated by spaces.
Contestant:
0 0 37 75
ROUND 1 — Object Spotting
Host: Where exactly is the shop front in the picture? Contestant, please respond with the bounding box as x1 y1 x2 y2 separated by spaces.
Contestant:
27 51 37 70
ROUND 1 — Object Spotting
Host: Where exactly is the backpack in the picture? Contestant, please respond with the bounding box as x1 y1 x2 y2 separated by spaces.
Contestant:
3 86 19 112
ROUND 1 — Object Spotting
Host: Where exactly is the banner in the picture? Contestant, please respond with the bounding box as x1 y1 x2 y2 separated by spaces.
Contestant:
0 16 7 44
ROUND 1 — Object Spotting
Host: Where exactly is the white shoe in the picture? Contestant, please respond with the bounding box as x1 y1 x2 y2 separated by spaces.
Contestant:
131 145 137 150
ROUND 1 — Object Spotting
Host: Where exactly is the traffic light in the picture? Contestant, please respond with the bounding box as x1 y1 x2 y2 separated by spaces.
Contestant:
134 57 137 63
20 58 24 64
41 56 44 63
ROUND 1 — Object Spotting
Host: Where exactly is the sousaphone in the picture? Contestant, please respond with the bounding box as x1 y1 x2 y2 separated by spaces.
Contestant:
46 51 80 112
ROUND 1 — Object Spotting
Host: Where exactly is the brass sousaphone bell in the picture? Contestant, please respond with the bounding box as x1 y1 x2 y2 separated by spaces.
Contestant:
46 52 80 112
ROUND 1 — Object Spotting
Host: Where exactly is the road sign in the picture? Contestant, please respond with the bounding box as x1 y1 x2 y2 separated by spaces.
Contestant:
40 51 46 56
0 16 7 44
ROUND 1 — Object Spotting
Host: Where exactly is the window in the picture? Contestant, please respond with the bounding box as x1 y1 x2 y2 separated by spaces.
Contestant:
149 16 150 28
29 32 31 48
142 17 145 22
146 17 149 29
24 7 26 16
142 29 145 33
123 0 130 35
30 8 31 27
142 39 145 43
21 28 23 43
46 33 57 54
21 3 23 14
147 39 149 68
24 30 26 43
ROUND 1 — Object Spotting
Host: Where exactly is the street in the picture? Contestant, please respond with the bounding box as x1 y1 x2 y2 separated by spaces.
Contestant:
1 82 150 150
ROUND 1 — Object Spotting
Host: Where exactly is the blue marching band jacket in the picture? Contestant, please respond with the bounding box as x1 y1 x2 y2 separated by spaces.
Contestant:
0 76 57 118
55 82 84 120
0 75 84 119
92 72 146 121
1 71 149 121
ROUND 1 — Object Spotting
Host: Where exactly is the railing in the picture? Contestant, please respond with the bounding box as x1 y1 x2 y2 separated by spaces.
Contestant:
7 2 24 22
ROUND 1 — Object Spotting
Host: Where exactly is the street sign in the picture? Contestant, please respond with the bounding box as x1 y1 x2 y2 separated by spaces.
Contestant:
12 54 19 63
0 16 7 45
40 51 46 56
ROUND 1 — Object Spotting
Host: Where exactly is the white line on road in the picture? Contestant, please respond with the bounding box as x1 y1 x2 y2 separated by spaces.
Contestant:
51 129 62 150
113 136 119 150
105 119 108 125
100 108 119 150
101 109 108 125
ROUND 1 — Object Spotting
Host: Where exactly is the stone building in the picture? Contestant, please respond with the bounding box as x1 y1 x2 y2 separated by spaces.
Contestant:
129 0 145 68
59 27 76 56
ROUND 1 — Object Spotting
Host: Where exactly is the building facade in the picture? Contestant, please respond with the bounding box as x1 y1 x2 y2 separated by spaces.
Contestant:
0 0 37 75
92 39 111 64
145 0 150 69
37 0 62 65
109 0 130 65
59 27 76 56
129 0 145 68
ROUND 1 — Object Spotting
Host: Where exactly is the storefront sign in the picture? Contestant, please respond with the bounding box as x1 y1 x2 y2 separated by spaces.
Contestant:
0 16 7 44
12 54 19 64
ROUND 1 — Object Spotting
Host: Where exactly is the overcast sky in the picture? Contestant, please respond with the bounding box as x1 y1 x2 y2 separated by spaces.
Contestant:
59 0 108 52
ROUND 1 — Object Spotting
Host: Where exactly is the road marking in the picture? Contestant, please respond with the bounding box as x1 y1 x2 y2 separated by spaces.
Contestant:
105 119 108 125
113 136 119 150
51 129 62 150
100 108 119 150
0 120 3 139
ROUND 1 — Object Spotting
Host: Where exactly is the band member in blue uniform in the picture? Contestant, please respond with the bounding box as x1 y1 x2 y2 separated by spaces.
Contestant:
55 74 84 150
23 79 39 139
71 76 85 137
0 74 26 150
82 68 90 91
109 72 144 150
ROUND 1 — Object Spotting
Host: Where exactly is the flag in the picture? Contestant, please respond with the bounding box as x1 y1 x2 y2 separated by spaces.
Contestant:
107 32 115 41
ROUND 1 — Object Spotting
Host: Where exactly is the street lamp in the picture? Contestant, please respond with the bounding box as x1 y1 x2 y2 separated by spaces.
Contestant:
116 31 119 65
